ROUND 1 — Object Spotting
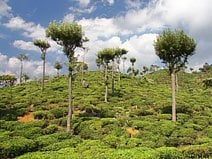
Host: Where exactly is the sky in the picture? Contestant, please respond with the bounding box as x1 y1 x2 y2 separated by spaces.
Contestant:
0 0 212 79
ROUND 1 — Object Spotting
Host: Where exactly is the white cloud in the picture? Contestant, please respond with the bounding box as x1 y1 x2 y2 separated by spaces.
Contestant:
4 16 46 39
121 34 159 68
63 13 75 22
0 52 56 79
13 40 38 51
0 0 12 18
4 16 61 53
78 0 90 7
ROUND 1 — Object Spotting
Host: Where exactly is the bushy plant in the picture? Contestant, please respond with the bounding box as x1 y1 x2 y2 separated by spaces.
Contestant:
0 136 36 158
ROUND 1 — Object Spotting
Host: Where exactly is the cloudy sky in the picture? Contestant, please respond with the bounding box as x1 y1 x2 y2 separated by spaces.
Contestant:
0 0 211 78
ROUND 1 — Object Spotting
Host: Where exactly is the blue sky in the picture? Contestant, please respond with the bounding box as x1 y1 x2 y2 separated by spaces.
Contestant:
0 0 212 78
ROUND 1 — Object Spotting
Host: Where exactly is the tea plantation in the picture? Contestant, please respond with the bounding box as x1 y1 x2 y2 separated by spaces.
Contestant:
0 69 211 159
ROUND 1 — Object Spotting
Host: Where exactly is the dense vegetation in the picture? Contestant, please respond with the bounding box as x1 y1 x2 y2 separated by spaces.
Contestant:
0 69 211 159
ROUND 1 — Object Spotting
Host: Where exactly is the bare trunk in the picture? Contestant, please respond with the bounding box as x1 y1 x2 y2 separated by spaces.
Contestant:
175 73 178 92
81 65 84 85
42 54 46 91
112 61 115 95
20 61 23 84
118 64 121 87
105 64 108 102
57 69 59 77
171 72 176 122
67 74 73 134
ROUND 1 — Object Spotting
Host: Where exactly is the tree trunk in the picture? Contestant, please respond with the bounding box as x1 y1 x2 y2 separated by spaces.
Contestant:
171 72 176 122
57 69 59 77
42 53 46 91
81 65 84 85
112 61 115 95
20 60 23 84
175 73 178 92
105 64 108 102
118 64 121 88
67 74 73 134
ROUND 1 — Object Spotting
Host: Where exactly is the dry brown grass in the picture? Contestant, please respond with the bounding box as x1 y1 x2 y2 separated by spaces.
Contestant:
17 112 34 123
126 127 139 136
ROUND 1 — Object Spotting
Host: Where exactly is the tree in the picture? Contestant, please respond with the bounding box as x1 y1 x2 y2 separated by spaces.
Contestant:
154 29 196 122
17 54 28 84
33 39 50 91
22 73 30 82
142 66 149 75
46 21 88 134
97 48 114 102
130 57 136 77
96 58 102 70
54 61 63 77
114 48 128 86
130 57 136 68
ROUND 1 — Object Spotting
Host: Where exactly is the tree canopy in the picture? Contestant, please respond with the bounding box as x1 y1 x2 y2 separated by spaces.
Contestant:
154 29 196 74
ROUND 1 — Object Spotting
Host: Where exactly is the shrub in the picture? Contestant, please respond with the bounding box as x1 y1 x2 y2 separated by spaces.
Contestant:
41 137 82 151
180 145 212 158
33 110 54 120
43 124 58 135
156 147 184 159
0 136 36 158
14 127 43 139
74 120 103 139
50 107 67 118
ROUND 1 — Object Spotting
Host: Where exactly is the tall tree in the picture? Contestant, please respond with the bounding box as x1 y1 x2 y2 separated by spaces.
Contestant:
130 57 136 77
33 39 50 91
46 21 88 134
97 48 114 102
54 61 63 77
154 29 196 122
114 48 128 86
17 54 28 84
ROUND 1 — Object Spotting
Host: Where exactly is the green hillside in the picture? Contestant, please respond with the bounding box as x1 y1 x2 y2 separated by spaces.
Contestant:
0 70 211 159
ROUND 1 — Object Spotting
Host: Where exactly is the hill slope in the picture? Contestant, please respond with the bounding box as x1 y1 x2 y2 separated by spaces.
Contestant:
0 70 211 159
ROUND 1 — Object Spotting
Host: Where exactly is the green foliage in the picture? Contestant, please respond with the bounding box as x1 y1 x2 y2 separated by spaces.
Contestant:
154 29 196 73
0 70 211 158
0 136 36 158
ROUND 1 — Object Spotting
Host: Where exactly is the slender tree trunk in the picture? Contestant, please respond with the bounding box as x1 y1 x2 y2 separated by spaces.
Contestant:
175 73 178 92
67 73 73 134
132 64 134 78
171 72 176 122
105 64 108 102
112 61 115 95
57 69 59 77
81 65 84 85
20 60 23 84
42 53 46 91
118 64 121 87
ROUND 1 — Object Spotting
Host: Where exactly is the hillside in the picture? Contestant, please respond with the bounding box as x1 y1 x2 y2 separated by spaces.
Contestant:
0 70 211 159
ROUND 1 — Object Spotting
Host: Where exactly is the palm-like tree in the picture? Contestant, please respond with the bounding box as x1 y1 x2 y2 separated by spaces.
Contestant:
54 61 63 77
33 39 50 91
17 54 28 84
130 57 136 77
97 48 114 102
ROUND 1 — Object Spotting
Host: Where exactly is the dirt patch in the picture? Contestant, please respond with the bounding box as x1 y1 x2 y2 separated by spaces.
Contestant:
18 112 34 123
126 127 139 136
